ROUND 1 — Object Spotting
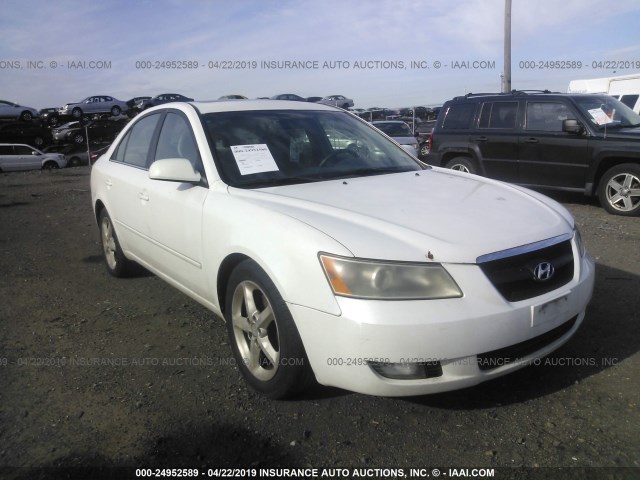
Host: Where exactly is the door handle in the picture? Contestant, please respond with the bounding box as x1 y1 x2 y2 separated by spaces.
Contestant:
138 192 149 201
524 138 539 143
474 136 489 142
105 179 113 188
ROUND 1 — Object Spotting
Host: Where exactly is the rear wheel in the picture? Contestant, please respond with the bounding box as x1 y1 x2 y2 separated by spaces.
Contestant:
99 210 135 277
225 260 312 399
598 163 640 216
445 157 476 174
20 111 33 122
111 106 121 116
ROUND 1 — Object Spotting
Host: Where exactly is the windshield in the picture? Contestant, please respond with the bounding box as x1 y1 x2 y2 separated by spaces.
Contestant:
202 110 423 188
573 95 640 129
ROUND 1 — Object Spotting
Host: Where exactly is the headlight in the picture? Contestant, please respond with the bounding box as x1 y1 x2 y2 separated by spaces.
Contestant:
574 226 586 258
319 254 463 300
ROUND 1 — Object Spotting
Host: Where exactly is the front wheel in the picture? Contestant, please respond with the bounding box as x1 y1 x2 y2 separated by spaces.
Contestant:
72 107 83 119
42 161 59 170
99 210 135 277
598 164 640 216
445 157 476 174
225 260 312 399
20 111 33 122
111 106 121 116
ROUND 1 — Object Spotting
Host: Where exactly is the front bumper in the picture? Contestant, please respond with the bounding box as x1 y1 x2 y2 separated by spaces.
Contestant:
291 253 595 396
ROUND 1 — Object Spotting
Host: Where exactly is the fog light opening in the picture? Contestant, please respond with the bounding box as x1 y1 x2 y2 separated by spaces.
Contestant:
368 361 443 380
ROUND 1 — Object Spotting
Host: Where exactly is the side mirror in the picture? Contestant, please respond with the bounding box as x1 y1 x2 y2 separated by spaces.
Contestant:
149 158 201 183
562 119 583 134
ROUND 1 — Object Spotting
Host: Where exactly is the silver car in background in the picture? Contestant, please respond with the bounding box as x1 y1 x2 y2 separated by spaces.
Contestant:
58 96 128 119
0 144 67 171
318 95 354 109
0 100 40 122
372 120 419 156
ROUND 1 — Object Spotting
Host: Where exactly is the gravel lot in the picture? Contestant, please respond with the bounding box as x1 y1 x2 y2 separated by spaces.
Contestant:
0 168 638 480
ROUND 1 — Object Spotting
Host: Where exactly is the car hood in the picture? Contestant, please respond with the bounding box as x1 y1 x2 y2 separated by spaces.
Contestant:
229 169 574 263
601 125 640 138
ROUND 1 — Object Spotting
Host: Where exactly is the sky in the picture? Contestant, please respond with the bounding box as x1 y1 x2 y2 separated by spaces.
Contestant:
1 0 640 110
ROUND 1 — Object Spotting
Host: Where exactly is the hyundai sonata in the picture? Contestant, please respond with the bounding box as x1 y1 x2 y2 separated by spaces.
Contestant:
90 100 594 399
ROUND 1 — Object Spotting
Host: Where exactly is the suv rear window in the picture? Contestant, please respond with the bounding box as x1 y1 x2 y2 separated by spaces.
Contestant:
441 103 476 130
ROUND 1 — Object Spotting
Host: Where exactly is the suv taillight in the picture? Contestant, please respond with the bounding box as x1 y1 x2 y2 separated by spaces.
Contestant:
428 131 434 151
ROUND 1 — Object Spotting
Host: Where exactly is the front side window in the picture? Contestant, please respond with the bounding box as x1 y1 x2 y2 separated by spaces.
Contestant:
15 145 35 155
155 112 202 174
525 102 573 132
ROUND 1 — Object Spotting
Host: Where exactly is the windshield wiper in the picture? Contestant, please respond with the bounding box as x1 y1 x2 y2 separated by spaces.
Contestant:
241 176 322 188
320 166 417 180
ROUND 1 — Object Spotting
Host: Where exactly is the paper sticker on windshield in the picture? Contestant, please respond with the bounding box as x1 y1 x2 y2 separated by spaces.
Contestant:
231 144 279 175
588 108 613 125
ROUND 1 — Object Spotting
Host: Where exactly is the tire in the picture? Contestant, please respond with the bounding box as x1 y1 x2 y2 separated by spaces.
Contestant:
598 163 640 216
419 142 430 157
68 156 81 167
225 260 313 399
99 210 135 277
33 136 44 147
111 106 121 116
73 133 85 144
72 107 83 119
42 161 58 170
49 116 59 127
20 111 33 122
445 157 476 174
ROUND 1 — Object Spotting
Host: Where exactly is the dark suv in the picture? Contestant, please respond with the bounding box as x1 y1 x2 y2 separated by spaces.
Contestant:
426 90 640 216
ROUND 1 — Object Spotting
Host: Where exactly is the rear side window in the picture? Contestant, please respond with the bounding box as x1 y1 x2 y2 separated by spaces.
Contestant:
478 102 518 129
441 103 476 130
112 113 160 168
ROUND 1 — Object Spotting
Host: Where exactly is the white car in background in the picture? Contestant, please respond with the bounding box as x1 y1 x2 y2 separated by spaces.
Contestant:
0 144 67 171
90 100 594 399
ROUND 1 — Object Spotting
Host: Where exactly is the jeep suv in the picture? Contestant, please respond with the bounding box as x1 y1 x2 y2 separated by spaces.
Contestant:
426 90 640 216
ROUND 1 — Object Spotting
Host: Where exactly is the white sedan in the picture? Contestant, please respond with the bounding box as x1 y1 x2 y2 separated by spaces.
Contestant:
90 100 595 398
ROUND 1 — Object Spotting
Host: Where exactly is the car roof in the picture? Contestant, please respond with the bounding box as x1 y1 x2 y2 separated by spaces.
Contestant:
151 99 340 115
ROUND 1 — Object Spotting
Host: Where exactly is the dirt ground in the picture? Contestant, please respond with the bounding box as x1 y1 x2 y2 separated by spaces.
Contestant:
0 168 638 479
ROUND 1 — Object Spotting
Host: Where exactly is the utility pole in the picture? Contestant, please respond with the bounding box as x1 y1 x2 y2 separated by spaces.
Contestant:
503 0 512 93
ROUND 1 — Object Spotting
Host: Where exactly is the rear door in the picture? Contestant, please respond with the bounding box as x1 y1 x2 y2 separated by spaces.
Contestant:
103 112 163 259
474 100 520 182
518 100 589 189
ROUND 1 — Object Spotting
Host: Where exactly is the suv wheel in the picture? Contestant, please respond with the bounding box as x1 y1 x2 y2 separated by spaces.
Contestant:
598 164 640 216
445 157 476 174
